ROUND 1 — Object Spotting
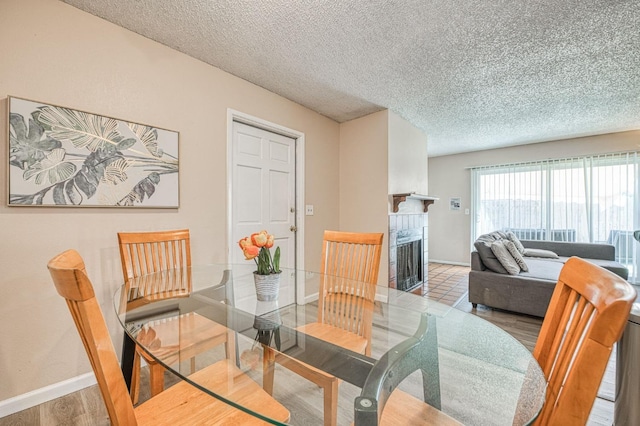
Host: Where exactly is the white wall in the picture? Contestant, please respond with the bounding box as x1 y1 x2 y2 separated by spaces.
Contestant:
428 131 640 264
0 0 341 403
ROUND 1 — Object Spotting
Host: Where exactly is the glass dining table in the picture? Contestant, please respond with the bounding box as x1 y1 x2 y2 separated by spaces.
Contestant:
114 264 546 425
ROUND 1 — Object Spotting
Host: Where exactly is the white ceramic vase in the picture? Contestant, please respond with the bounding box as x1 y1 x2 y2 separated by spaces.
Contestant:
253 272 281 301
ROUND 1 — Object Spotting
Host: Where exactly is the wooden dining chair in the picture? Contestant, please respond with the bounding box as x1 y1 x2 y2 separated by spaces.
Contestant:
118 229 224 403
299 230 384 356
265 230 384 426
118 229 192 281
531 256 635 425
47 249 290 425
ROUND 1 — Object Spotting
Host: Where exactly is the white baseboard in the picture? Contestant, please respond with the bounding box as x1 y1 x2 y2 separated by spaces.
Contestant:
0 372 96 418
428 259 471 267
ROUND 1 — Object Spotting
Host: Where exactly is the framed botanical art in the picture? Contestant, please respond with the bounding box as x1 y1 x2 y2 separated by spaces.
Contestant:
7 96 179 207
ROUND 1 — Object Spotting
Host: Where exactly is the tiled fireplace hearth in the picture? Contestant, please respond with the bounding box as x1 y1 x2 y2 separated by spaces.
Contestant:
388 213 429 295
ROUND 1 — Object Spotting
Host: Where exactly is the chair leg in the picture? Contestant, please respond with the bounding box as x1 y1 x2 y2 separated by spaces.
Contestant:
226 330 238 366
323 379 339 426
263 346 275 395
270 351 340 424
130 352 141 404
148 362 165 397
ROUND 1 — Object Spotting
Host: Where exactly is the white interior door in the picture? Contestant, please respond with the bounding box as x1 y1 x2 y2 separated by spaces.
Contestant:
231 121 296 270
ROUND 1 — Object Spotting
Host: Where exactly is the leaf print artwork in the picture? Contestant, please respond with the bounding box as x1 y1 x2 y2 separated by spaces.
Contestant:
128 123 163 157
101 158 131 185
22 148 76 185
8 96 179 207
9 113 61 170
37 106 122 152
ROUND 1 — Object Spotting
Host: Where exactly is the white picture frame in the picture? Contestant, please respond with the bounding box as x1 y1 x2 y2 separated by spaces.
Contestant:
450 197 461 211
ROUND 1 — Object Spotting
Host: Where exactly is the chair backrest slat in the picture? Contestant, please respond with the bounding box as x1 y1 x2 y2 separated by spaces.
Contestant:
118 229 191 295
48 250 138 426
318 231 383 355
532 256 635 425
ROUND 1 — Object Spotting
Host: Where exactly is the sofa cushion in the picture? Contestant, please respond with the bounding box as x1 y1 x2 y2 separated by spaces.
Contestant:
474 233 508 274
492 230 509 239
490 240 521 275
506 232 526 254
505 240 529 272
518 258 565 281
523 248 560 259
522 240 615 260
475 241 508 274
476 231 508 242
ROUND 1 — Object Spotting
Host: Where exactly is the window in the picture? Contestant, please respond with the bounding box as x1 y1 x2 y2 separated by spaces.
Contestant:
472 152 640 282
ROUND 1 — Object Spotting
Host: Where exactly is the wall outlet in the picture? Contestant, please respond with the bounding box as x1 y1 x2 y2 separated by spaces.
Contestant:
305 204 314 216
465 208 470 215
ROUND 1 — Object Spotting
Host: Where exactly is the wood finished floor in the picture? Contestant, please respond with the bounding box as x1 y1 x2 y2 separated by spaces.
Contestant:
0 263 616 425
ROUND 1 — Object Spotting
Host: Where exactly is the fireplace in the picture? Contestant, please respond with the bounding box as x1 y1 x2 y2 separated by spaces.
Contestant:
388 195 434 295
396 229 423 291
389 213 428 294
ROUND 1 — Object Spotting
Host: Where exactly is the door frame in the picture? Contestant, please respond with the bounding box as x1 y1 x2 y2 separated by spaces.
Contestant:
226 109 306 285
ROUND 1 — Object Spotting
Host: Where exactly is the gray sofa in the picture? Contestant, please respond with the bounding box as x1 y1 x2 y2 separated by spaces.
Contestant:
469 237 629 317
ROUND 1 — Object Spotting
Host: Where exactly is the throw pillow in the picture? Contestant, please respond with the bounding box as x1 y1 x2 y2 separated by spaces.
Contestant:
489 230 509 240
474 239 508 274
476 232 503 243
506 231 526 254
522 248 560 259
490 240 521 275
504 240 529 272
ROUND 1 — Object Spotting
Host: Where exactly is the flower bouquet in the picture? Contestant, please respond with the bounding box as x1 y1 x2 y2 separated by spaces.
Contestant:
239 230 281 300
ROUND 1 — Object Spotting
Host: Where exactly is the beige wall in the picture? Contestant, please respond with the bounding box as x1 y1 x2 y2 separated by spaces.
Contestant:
388 110 428 196
339 110 389 284
338 110 429 286
428 131 640 264
0 0 341 401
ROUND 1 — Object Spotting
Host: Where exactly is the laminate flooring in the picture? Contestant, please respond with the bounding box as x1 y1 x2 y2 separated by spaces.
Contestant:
0 263 617 425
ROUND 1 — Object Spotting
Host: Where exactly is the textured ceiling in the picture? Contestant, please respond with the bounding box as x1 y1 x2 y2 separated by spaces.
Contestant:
61 0 640 157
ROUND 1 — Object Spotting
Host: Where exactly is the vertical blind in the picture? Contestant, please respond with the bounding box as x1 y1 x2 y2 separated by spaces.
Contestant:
471 152 640 283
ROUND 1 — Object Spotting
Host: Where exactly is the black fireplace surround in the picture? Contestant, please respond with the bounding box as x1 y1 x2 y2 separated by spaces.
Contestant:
395 228 423 292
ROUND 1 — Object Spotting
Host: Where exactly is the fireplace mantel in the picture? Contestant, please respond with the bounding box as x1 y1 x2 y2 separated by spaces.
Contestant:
392 193 438 213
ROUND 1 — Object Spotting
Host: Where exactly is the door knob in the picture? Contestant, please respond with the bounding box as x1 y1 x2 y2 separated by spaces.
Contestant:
290 226 298 232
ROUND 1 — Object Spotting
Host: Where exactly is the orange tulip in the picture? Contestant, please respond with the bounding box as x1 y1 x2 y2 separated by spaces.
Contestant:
251 230 269 247
238 237 252 249
242 244 260 260
239 230 280 274
265 234 275 248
